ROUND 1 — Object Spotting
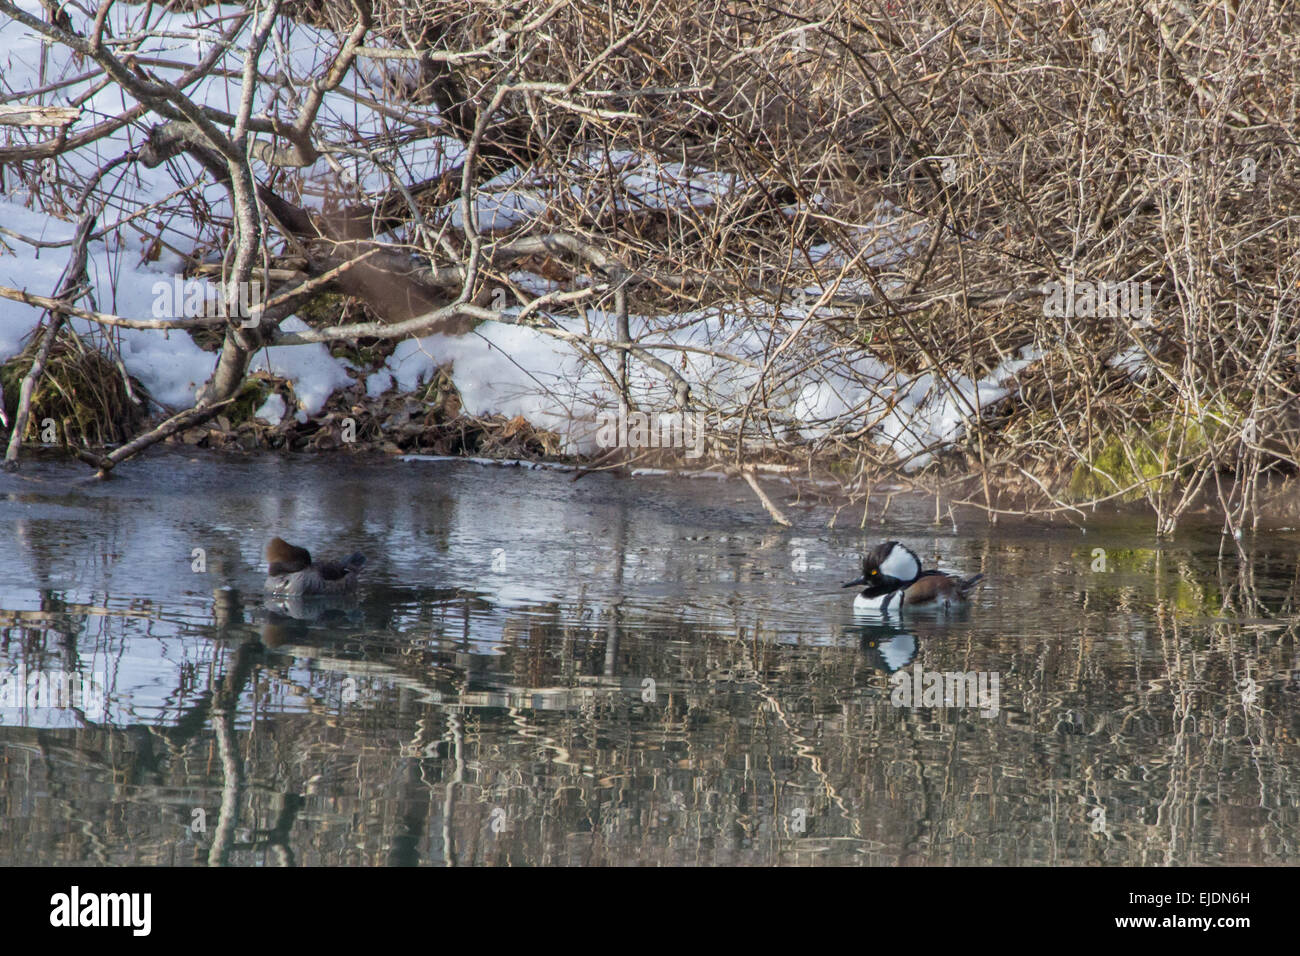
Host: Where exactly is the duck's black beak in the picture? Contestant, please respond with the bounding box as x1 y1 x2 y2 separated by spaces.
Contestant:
842 575 867 588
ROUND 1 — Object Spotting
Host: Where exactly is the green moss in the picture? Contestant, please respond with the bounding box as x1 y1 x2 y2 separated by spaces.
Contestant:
1067 411 1226 502
329 339 392 369
826 457 856 478
227 377 271 425
297 292 346 326
1069 436 1165 501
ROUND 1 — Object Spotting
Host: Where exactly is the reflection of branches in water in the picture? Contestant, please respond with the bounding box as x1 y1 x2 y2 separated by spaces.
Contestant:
3 544 1300 864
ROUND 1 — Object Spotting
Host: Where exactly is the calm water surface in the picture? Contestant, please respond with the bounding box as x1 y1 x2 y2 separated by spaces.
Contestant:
2 451 1298 865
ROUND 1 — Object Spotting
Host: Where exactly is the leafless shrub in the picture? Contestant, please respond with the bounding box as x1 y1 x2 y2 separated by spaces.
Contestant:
1 0 1296 531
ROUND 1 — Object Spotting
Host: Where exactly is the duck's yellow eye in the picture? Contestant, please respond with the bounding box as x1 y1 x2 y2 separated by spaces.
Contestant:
871 570 877 575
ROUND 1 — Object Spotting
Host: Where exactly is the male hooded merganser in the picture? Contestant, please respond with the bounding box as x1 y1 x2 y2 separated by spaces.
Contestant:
842 541 983 613
264 537 366 597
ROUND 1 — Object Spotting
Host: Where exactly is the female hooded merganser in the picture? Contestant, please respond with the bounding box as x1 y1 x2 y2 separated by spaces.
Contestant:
842 541 983 613
264 537 366 597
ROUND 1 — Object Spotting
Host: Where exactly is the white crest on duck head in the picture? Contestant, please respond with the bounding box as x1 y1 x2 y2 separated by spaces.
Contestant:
867 541 921 583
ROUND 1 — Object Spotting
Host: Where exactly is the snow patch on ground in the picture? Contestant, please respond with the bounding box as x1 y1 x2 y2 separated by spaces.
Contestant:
254 392 287 425
364 301 1038 466
249 317 356 416
367 320 592 445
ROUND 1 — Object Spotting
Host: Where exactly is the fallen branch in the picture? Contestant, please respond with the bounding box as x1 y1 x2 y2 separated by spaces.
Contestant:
77 397 239 480
741 468 792 526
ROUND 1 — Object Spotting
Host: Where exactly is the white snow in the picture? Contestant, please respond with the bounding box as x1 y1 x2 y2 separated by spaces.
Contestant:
367 320 590 443
253 391 287 425
448 166 549 232
0 201 358 415
446 149 753 232
364 302 1036 466
1108 344 1150 380
249 316 355 416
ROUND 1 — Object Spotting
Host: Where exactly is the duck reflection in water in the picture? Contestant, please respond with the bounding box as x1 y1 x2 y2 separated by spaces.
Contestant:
857 621 918 673
257 594 364 648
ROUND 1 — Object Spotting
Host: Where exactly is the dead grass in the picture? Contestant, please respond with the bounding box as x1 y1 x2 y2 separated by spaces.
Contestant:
1 326 148 448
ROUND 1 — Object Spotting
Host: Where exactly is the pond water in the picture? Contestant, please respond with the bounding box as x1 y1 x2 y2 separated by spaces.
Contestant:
1 451 1298 866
